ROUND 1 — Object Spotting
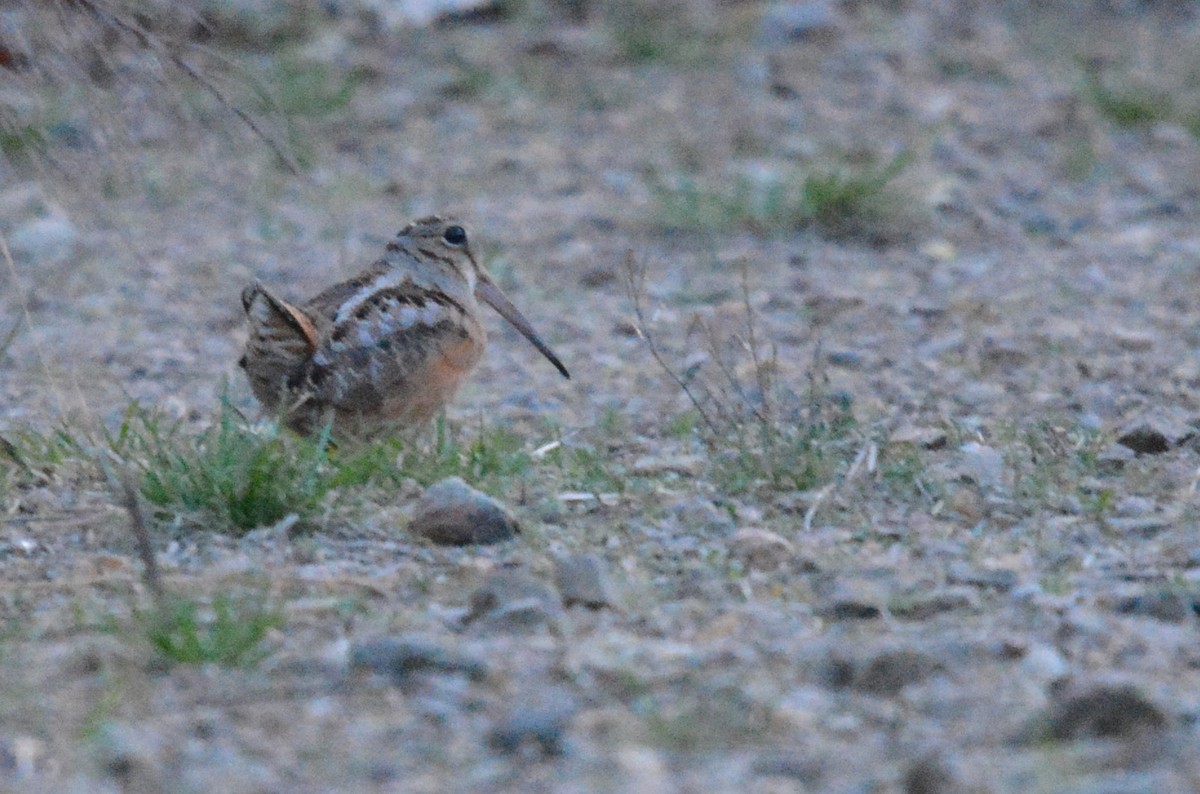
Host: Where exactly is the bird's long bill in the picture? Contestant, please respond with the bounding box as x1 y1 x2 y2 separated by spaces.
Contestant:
476 275 570 379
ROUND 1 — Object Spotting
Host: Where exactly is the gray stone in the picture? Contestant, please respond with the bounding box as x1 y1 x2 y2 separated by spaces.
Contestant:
902 754 960 794
486 691 577 757
1029 684 1168 742
10 216 78 265
854 649 940 696
350 637 487 684
816 579 884 621
956 442 1006 492
409 477 519 545
1112 591 1195 623
1019 643 1070 686
946 562 1018 592
891 587 978 620
555 553 617 609
668 496 736 536
466 570 563 634
728 527 794 572
759 2 839 46
1117 423 1172 455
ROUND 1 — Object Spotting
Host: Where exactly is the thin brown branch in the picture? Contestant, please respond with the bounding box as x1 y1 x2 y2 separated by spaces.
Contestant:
118 468 164 601
67 0 302 175
622 250 720 437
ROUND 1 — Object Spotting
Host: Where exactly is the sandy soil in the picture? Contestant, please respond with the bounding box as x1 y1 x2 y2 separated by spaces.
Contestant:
1 1 1199 791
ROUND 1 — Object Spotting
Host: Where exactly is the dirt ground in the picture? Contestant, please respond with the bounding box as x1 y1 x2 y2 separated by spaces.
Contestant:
2 0 1200 791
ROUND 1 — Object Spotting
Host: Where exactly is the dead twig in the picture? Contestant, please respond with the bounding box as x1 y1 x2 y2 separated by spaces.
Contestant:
68 0 301 175
622 250 720 437
117 466 164 601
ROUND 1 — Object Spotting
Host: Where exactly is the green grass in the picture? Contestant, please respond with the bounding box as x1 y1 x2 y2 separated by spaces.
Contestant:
113 402 556 534
604 1 712 64
655 153 912 238
261 57 368 120
709 389 861 495
0 124 48 163
995 420 1112 515
3 394 625 536
117 403 335 533
1083 73 1172 127
138 592 281 668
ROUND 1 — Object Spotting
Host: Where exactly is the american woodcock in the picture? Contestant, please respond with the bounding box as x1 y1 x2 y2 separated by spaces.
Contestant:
239 216 569 437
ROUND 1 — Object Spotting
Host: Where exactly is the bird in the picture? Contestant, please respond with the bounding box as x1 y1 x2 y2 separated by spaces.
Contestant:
238 216 569 438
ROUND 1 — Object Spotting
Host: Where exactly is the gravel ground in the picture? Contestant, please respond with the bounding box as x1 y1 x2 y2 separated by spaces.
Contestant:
2 1 1200 791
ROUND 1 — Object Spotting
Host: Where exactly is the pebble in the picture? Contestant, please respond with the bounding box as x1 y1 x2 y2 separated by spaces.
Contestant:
466 570 563 634
945 562 1018 592
853 649 940 696
891 587 978 620
956 442 1006 492
10 216 78 265
486 690 577 758
555 553 618 609
727 528 794 572
349 637 488 684
1018 643 1070 686
668 497 736 536
902 753 960 794
889 425 948 450
408 477 519 545
759 1 840 45
1030 684 1168 742
1116 424 1172 455
1112 591 1195 623
816 579 884 621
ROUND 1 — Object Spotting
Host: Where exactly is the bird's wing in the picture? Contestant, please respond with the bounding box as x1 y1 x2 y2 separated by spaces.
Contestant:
303 281 479 410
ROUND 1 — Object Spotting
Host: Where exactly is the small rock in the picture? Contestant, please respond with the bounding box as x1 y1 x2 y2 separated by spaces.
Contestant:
956 442 1006 492
946 562 1018 592
902 753 959 794
728 528 794 572
1117 412 1194 455
630 454 704 476
10 216 78 265
854 649 940 696
825 350 863 369
1097 443 1136 468
349 637 487 684
409 477 519 545
752 754 824 784
466 570 563 634
1109 328 1156 352
94 724 163 790
1112 591 1195 623
1116 424 1171 455
486 692 577 757
816 579 884 621
890 425 948 450
759 1 840 45
579 267 616 288
978 341 1029 372
890 587 978 620
1113 496 1155 517
1103 514 1176 537
555 553 618 609
668 497 735 536
1031 684 1168 742
1018 643 1070 686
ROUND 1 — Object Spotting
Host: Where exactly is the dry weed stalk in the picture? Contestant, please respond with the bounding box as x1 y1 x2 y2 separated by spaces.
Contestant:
2 229 164 599
2 0 299 174
623 250 720 437
623 249 862 500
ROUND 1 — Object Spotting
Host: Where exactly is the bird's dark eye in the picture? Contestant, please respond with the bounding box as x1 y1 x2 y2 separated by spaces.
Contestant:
443 225 467 246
